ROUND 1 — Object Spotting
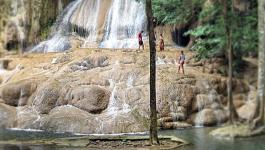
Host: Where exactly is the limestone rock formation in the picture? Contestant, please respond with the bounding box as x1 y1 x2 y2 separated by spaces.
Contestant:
189 108 227 126
237 102 256 120
31 81 61 114
0 50 251 133
0 0 73 50
0 103 17 128
0 80 37 106
60 85 111 114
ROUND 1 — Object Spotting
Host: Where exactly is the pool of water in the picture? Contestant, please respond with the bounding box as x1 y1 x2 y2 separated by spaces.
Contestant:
160 127 265 150
0 128 265 150
0 129 81 150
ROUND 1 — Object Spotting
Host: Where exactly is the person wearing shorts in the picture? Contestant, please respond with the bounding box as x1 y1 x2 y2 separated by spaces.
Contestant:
178 51 185 74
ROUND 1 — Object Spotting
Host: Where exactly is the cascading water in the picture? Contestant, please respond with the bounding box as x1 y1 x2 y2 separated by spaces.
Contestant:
31 0 147 52
31 0 82 53
71 0 101 47
100 0 147 49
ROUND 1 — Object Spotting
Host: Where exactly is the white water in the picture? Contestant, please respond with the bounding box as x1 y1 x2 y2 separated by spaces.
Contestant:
100 0 147 49
71 0 101 47
31 0 82 53
194 86 223 127
31 0 147 52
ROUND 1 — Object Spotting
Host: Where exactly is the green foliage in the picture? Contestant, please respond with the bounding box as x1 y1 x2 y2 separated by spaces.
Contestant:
233 9 258 56
185 3 226 59
152 0 258 62
185 0 258 60
152 0 201 24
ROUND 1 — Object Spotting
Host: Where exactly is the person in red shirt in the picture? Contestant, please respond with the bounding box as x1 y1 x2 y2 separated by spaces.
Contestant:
138 31 144 51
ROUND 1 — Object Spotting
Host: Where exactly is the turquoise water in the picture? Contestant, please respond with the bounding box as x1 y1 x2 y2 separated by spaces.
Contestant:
0 128 265 150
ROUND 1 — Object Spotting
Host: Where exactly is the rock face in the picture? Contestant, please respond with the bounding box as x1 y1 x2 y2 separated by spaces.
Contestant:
0 80 37 106
189 108 227 126
0 50 250 133
70 86 110 113
0 0 72 50
31 81 61 114
237 102 256 120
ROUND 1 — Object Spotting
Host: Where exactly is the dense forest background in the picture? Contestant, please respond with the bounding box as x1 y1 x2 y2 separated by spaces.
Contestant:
152 0 258 72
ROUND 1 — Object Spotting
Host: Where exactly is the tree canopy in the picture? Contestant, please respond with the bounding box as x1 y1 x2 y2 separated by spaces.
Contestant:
152 0 258 66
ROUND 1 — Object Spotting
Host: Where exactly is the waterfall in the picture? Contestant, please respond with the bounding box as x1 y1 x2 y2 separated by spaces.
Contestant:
71 0 101 47
31 0 147 52
31 0 82 53
100 0 147 49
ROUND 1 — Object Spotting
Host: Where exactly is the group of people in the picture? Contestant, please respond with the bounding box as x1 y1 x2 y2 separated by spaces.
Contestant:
137 31 185 74
137 31 164 51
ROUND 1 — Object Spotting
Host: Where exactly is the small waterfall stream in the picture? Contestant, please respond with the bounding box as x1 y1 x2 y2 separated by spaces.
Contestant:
31 0 83 53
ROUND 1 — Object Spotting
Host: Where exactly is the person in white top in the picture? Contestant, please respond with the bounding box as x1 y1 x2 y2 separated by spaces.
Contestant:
178 51 185 74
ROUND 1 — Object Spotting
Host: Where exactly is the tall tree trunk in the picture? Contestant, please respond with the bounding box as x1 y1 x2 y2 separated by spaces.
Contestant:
146 0 159 145
223 0 238 123
251 0 265 129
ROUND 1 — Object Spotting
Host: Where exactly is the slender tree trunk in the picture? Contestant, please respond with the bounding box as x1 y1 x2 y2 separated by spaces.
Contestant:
146 0 159 145
251 0 265 129
223 0 238 124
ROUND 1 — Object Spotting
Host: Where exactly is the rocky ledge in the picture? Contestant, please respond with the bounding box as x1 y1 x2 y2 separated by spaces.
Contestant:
0 48 253 134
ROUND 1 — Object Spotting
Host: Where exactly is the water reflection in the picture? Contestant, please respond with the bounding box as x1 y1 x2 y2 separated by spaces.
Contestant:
160 128 265 150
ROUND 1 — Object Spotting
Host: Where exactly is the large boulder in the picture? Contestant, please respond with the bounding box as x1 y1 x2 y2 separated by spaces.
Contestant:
237 102 256 120
40 105 95 133
16 106 41 129
0 80 37 106
189 108 227 126
40 105 147 134
31 81 61 114
0 103 16 128
157 84 196 117
68 85 111 114
233 99 246 109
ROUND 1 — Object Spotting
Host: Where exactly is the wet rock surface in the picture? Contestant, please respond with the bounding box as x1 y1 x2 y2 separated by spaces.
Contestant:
0 50 251 133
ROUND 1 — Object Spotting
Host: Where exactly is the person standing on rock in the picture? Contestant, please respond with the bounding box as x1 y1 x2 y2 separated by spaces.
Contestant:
178 51 185 74
138 31 144 51
159 33 165 51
